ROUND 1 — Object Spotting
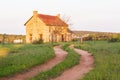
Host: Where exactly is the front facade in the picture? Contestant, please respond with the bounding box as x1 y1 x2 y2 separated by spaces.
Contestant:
24 11 72 43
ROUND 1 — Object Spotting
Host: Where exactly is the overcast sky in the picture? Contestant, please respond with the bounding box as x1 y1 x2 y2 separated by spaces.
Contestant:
0 0 120 34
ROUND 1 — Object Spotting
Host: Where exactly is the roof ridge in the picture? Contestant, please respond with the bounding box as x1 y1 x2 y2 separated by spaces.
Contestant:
38 13 68 26
38 14 57 17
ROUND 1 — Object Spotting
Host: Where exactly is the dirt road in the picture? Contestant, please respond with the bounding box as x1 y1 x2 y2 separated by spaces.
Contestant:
0 46 67 80
54 48 94 80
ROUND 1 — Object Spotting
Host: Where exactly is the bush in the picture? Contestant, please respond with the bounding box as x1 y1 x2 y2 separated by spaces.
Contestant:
108 37 120 42
72 38 78 42
32 39 43 44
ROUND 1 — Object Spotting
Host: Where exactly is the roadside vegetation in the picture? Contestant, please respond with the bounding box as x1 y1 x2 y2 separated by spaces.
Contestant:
0 44 55 77
75 41 120 80
108 35 120 42
30 43 80 80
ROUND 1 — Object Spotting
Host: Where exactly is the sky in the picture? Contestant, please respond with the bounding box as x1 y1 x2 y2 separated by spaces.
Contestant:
0 0 120 35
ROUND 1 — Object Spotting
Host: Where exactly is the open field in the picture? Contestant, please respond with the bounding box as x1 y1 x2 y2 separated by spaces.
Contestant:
0 44 55 77
0 41 119 80
75 41 120 80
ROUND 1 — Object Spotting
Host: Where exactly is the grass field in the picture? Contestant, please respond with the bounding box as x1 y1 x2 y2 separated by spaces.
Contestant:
30 43 80 80
75 41 120 80
1 41 119 80
0 44 55 77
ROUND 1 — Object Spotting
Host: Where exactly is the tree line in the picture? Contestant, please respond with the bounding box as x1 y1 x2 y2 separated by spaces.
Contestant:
72 31 120 42
0 34 25 44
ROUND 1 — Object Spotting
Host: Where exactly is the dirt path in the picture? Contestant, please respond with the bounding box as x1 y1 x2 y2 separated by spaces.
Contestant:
0 46 67 80
53 48 94 80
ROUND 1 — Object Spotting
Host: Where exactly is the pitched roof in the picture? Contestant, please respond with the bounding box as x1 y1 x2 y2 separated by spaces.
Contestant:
38 14 68 26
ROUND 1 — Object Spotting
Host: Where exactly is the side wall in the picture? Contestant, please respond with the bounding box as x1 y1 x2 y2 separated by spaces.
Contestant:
25 16 46 43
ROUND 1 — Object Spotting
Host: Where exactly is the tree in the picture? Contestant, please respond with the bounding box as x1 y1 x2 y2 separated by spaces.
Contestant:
62 14 73 27
2 34 6 45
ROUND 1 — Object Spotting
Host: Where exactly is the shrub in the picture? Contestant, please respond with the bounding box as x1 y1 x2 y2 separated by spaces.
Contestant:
108 37 120 42
72 38 78 42
32 39 43 44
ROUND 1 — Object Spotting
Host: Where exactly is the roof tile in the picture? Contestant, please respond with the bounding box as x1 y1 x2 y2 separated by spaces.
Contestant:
38 14 68 26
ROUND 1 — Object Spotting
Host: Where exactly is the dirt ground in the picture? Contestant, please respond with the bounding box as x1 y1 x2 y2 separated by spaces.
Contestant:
53 48 94 80
0 46 67 80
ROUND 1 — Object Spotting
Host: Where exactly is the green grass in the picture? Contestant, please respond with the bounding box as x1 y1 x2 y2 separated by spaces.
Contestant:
75 41 120 80
30 43 80 80
0 44 55 77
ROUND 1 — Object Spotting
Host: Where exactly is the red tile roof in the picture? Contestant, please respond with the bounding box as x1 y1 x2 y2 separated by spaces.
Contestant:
38 14 68 26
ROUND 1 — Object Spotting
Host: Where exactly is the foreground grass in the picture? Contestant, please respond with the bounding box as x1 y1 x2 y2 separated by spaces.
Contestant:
30 43 79 80
75 41 120 80
0 44 55 77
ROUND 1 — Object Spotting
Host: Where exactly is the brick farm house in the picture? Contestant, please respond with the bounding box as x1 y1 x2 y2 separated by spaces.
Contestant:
24 11 73 43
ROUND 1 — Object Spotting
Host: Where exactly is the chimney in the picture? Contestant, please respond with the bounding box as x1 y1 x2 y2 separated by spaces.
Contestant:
57 14 60 18
33 11 38 16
